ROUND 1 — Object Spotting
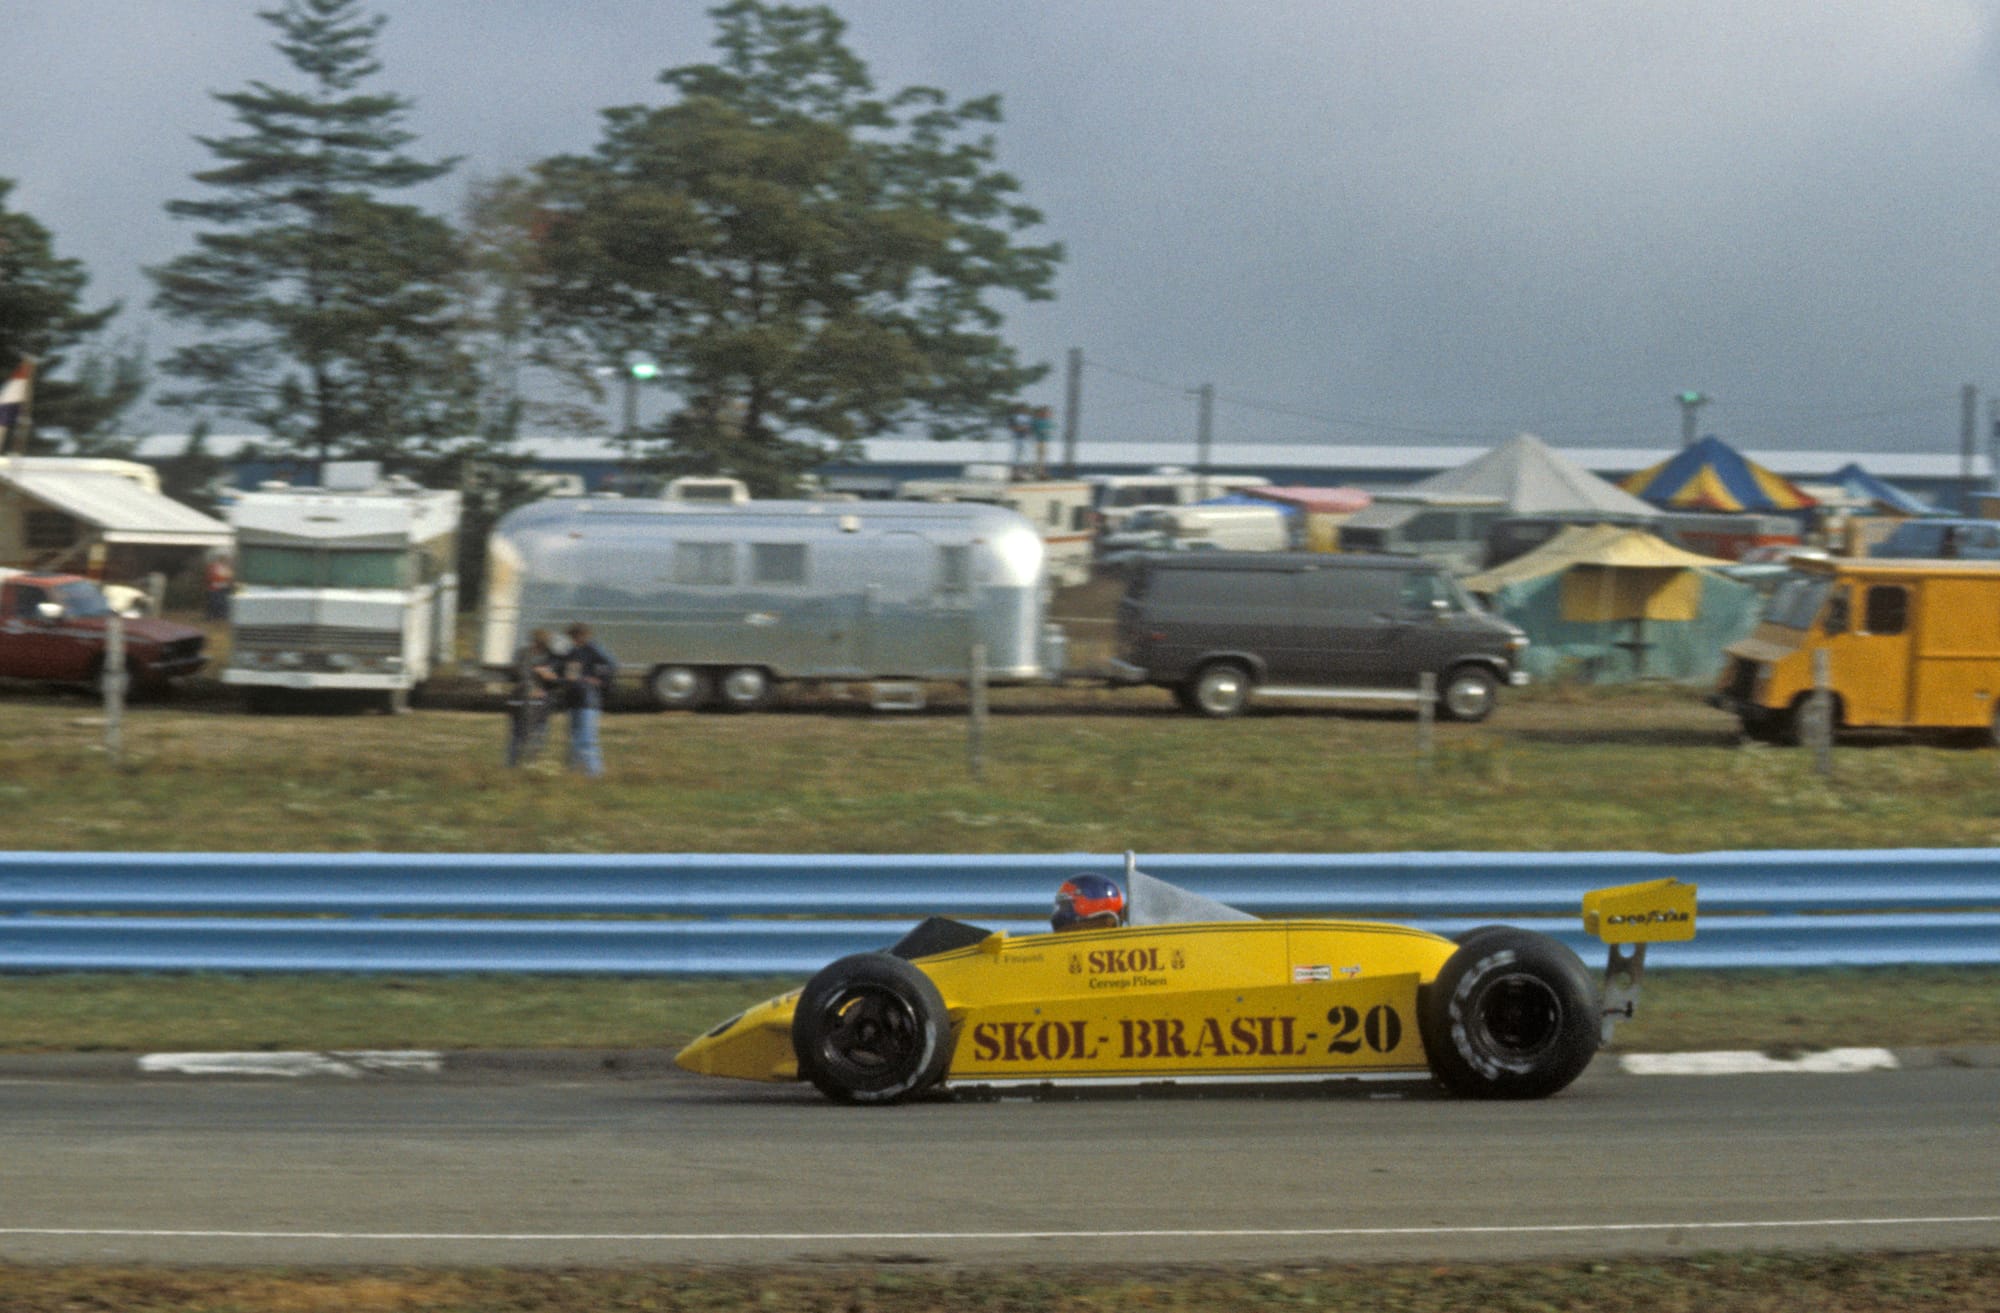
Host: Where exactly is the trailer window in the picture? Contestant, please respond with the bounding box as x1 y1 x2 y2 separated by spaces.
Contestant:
673 542 735 586
751 543 806 585
938 545 972 594
1862 585 1908 635
239 546 319 587
324 550 410 589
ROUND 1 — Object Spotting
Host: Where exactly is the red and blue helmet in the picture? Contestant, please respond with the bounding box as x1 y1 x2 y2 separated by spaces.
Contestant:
1052 873 1126 931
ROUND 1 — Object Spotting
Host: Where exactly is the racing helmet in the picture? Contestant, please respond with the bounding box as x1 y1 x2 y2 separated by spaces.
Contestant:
1052 873 1126 931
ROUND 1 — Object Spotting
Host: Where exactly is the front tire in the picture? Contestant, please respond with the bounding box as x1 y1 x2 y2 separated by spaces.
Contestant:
792 953 953 1105
1187 661 1252 718
1438 666 1499 722
1421 928 1599 1099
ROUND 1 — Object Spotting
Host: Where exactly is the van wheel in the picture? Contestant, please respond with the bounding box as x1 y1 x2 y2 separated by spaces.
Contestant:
1439 667 1499 722
1188 662 1252 718
648 664 713 711
1989 707 2000 749
716 666 771 713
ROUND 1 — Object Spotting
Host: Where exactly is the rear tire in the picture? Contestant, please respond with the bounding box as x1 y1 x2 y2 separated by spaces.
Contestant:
792 953 953 1105
1421 928 1599 1099
1188 662 1252 718
648 664 713 711
716 666 771 712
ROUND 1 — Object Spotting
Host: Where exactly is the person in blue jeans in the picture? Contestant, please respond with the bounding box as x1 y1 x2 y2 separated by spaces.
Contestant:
560 622 618 777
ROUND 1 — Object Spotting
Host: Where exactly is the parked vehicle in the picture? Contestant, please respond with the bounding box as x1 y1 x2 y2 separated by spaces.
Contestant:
1868 517 2000 561
1654 510 1803 562
1712 556 2000 743
896 472 1094 587
480 497 1065 711
1098 503 1292 556
1334 493 1509 573
0 571 205 689
1087 470 1269 535
1106 552 1529 719
223 463 461 713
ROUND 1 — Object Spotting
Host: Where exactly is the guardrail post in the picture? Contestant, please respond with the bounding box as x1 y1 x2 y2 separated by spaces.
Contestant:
1416 671 1435 764
102 612 127 765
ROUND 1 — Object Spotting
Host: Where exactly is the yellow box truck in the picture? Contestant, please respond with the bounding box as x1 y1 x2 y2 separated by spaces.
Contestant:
1711 556 2000 743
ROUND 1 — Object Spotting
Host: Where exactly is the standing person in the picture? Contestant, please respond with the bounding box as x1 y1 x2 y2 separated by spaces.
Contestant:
204 552 234 621
505 628 559 768
561 621 617 778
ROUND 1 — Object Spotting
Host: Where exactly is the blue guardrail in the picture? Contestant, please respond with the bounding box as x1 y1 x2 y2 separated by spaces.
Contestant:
1 849 1995 974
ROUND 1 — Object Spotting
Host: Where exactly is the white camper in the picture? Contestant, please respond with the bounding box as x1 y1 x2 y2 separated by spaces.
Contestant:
223 463 461 712
480 497 1065 711
894 470 1094 587
1086 470 1269 535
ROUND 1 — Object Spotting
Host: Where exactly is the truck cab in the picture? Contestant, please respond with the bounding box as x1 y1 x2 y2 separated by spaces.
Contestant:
1712 556 2000 742
0 572 205 688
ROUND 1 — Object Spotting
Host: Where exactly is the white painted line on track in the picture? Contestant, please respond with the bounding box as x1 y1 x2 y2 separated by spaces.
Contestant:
1620 1048 1900 1076
137 1051 443 1078
2 1216 1996 1244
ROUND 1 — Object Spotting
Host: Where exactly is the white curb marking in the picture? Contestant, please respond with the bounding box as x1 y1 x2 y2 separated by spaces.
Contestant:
1620 1047 1900 1076
138 1051 443 1078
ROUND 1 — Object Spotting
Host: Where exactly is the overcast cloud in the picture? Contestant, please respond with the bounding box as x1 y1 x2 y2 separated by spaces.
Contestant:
8 0 2000 455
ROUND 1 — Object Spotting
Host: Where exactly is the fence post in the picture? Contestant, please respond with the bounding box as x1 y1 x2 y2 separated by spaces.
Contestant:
102 612 127 764
968 642 988 781
1417 671 1435 763
1808 648 1833 776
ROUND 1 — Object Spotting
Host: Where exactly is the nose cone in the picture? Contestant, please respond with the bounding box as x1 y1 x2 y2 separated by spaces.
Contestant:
674 991 802 1083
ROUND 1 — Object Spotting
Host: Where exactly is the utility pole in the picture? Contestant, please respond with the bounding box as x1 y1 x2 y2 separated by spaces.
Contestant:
1193 382 1214 500
1061 347 1082 476
1676 391 1709 448
1962 383 1978 509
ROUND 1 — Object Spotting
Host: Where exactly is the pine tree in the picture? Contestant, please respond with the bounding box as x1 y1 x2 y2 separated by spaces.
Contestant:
148 0 475 468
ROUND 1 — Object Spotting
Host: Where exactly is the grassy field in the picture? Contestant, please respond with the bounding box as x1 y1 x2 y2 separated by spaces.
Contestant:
1 1252 1997 1312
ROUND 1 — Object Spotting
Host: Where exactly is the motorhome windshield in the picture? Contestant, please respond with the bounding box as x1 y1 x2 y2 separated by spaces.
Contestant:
239 546 413 589
1764 574 1833 629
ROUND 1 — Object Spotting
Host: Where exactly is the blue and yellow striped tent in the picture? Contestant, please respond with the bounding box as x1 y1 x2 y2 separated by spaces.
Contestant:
1621 435 1817 513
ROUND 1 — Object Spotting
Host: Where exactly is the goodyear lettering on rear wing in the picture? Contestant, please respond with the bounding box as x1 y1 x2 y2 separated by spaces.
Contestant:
1582 878 1697 943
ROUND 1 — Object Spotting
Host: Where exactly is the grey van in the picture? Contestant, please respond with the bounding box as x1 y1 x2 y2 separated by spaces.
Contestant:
1106 553 1529 719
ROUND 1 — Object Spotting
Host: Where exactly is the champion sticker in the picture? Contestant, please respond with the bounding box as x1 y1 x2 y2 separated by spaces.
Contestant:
1293 964 1333 982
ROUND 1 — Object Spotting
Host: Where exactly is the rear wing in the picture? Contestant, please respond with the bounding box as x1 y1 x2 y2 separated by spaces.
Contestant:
1581 878 1697 1043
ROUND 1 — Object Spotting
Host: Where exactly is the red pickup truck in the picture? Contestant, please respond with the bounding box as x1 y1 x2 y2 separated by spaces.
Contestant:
0 572 207 690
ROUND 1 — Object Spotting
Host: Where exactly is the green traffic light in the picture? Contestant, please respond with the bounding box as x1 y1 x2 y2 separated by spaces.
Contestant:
629 361 660 380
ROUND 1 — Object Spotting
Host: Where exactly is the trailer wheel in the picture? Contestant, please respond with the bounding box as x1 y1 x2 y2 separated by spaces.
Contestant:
716 666 772 712
792 953 952 1105
648 665 713 711
1420 928 1599 1099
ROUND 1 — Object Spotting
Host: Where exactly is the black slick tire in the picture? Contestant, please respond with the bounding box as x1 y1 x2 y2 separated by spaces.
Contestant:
1420 927 1599 1099
792 952 953 1105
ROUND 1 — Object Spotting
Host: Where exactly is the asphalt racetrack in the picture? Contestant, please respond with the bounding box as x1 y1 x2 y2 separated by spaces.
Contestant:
2 1063 1995 1267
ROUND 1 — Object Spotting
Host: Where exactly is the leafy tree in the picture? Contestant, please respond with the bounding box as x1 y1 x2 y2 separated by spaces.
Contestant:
523 0 1062 493
0 177 140 448
147 0 475 469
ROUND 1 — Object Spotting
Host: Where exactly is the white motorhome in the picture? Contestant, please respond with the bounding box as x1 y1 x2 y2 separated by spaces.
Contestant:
1086 469 1269 535
1099 502 1293 555
223 462 461 712
895 468 1094 587
480 497 1065 711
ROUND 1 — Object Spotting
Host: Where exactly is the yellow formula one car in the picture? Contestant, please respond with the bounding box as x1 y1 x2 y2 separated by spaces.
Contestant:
676 859 1695 1104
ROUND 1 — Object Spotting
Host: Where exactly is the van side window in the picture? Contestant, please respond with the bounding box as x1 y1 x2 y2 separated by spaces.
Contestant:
673 542 735 586
1821 589 1849 636
1399 572 1450 612
751 543 806 585
1862 585 1908 635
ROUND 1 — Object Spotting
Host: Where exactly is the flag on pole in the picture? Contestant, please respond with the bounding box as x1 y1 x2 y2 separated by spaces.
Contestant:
0 359 36 455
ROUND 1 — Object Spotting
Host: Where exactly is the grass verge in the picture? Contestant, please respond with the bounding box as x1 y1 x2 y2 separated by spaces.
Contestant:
0 1252 1996 1311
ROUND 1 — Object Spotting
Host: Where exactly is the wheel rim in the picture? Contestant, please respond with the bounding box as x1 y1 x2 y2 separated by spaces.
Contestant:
722 668 766 704
654 667 701 704
1446 674 1492 718
1468 972 1563 1060
811 985 923 1085
1198 669 1244 714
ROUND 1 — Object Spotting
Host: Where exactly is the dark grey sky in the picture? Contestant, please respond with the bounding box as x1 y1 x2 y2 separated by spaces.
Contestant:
8 0 2000 454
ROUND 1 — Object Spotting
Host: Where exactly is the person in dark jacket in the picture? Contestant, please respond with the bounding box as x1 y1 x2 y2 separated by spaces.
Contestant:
505 628 559 767
560 622 617 777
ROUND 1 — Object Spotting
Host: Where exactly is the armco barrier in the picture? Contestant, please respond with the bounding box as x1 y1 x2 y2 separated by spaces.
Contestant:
1 850 1996 974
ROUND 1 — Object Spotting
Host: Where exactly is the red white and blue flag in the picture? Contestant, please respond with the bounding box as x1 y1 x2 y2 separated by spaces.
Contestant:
0 359 35 454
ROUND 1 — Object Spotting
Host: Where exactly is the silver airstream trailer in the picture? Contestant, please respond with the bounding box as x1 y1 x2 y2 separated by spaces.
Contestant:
479 498 1065 710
